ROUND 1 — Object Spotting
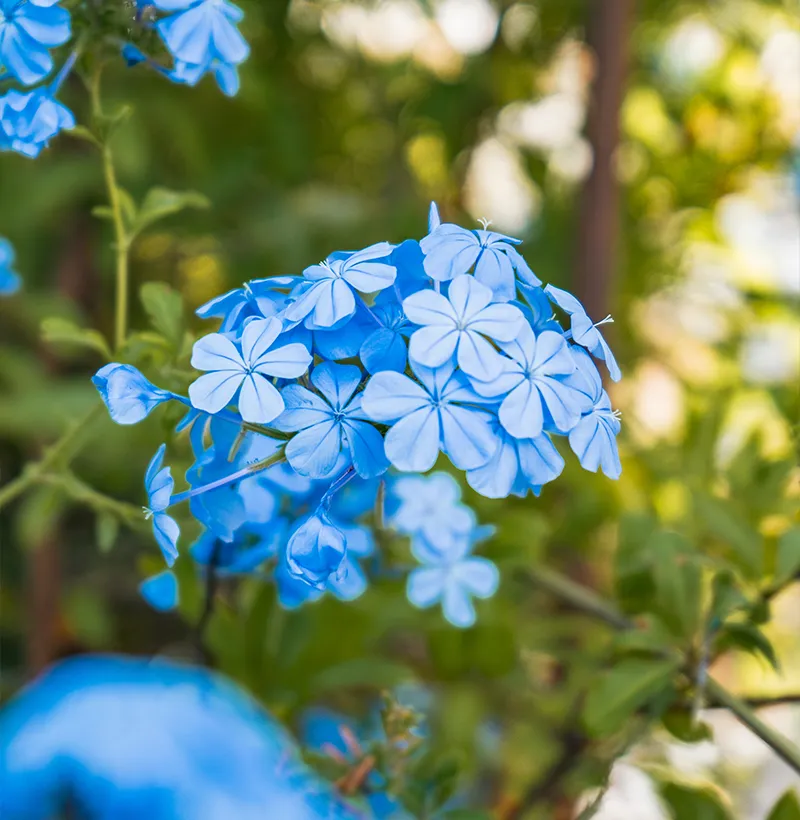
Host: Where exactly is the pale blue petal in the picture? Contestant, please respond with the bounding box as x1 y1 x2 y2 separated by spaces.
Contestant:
342 420 389 478
139 571 179 612
274 384 332 431
253 342 311 379
408 325 459 369
153 512 180 566
240 317 282 367
310 362 362 410
474 248 516 302
569 415 621 479
536 378 583 433
456 330 506 381
145 444 167 491
498 380 544 439
361 372 431 422
454 557 500 598
532 330 575 377
402 288 457 326
440 405 497 470
190 332 244 372
328 557 368 601
466 432 519 499
238 373 284 424
517 434 564 487
467 302 525 342
442 583 476 628
406 567 446 608
420 225 480 281
360 328 408 374
384 407 440 472
505 245 541 287
446 274 492 321
188 370 242 415
284 419 342 478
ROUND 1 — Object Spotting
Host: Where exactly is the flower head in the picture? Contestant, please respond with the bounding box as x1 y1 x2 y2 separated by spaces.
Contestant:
420 221 540 302
283 243 396 330
0 0 71 86
0 237 20 295
361 359 497 473
189 316 311 424
275 362 388 480
0 87 74 158
403 275 524 381
144 444 180 566
285 511 347 589
92 363 173 425
406 535 499 628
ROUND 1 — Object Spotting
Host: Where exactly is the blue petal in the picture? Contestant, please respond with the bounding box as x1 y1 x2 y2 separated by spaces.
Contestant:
310 362 362 410
284 419 343 478
139 571 179 612
152 511 180 566
342 420 388 479
384 407 440 472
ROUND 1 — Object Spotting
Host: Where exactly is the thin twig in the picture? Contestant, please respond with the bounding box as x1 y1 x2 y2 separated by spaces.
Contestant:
193 540 221 665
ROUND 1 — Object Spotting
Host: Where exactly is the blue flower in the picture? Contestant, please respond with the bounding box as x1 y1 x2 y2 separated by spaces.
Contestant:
92 363 173 425
567 348 622 479
420 221 540 302
196 276 298 333
0 87 74 158
359 291 412 374
406 536 499 628
189 316 311 424
361 359 497 473
544 284 621 381
387 473 475 553
144 444 180 566
389 238 429 300
471 323 587 439
283 243 396 330
403 275 524 381
0 237 20 295
154 0 250 96
275 361 388 480
285 511 347 589
0 0 71 86
139 570 179 611
466 422 564 499
327 523 375 601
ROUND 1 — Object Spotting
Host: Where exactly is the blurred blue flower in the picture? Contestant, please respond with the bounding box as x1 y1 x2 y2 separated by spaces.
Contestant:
275 362 388 480
0 87 74 158
404 275 524 381
154 0 250 96
471 324 586 439
286 511 347 589
144 444 180 566
93 363 173 425
0 237 21 295
189 316 311 424
327 522 375 601
466 422 564 499
544 284 621 381
406 536 499 628
567 348 622 479
387 473 475 553
362 360 497 473
284 243 396 329
139 570 179 611
420 221 540 301
359 292 412 374
0 0 71 86
0 655 367 819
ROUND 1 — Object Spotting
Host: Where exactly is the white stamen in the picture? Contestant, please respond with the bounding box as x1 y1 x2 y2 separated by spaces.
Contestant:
478 217 492 230
595 314 614 327
142 507 154 520
612 409 622 419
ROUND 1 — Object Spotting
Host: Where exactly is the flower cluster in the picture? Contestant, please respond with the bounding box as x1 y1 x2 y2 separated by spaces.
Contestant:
96 204 622 629
0 0 250 159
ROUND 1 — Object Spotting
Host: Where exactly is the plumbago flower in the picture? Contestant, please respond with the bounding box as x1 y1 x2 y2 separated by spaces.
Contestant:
0 237 21 295
97 204 622 630
0 0 71 86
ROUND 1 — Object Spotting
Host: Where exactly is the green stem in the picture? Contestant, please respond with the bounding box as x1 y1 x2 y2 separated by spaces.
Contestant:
90 67 130 352
0 404 103 511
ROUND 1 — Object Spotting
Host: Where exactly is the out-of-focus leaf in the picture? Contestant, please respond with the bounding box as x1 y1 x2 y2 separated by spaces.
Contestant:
710 570 747 622
140 282 184 350
694 494 762 577
132 187 210 236
650 531 702 639
615 512 658 614
661 707 713 743
583 658 679 737
715 622 780 670
767 790 800 820
95 512 119 553
775 528 800 586
659 780 734 820
15 485 65 547
63 588 114 647
41 318 112 360
310 658 415 694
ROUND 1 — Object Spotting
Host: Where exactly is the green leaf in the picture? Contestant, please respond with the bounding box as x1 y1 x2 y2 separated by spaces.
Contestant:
95 512 119 553
139 282 184 350
41 317 112 359
767 790 800 820
661 707 713 743
695 494 762 576
310 658 415 694
710 570 748 623
659 781 734 820
650 531 702 639
716 622 780 670
583 658 680 737
775 528 800 586
116 188 138 228
66 125 102 148
131 187 210 236
15 485 65 547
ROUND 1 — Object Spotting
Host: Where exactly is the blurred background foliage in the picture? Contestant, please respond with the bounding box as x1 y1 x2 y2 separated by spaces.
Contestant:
0 0 798 817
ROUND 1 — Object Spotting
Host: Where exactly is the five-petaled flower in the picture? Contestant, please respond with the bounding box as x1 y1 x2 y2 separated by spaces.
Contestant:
361 359 497 473
0 87 75 158
403 275 524 381
0 0 71 86
284 243 396 330
189 316 311 424
275 361 388 479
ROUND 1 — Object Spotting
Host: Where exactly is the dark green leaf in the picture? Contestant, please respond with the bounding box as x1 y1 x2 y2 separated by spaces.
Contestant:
716 622 780 670
710 571 748 623
767 790 800 820
659 781 734 820
650 531 702 638
140 282 184 350
41 317 112 359
695 494 762 576
132 187 210 236
583 658 680 737
662 707 713 743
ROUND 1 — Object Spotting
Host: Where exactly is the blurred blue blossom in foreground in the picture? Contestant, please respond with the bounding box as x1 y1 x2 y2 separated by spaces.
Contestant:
98 204 622 629
0 655 368 819
0 237 21 294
